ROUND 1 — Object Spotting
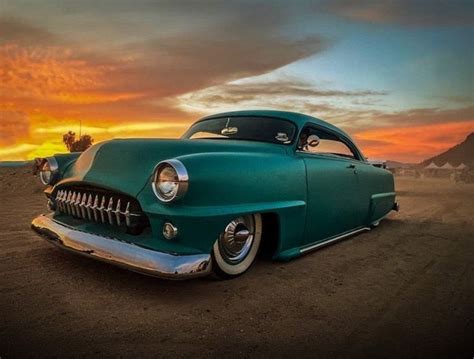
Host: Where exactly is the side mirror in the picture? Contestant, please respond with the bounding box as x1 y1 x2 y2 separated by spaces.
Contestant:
221 127 238 135
275 132 289 143
368 159 387 169
307 135 320 148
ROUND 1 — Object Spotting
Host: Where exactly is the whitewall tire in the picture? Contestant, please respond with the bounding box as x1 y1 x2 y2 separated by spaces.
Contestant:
212 213 262 279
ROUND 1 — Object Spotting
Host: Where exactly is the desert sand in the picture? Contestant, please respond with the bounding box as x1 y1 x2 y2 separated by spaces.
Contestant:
1 166 473 358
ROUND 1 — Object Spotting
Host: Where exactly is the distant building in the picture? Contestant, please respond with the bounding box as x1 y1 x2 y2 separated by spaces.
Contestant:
422 162 460 179
440 162 454 170
424 162 439 170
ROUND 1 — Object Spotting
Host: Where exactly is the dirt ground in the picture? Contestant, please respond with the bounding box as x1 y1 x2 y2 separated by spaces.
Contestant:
1 166 473 358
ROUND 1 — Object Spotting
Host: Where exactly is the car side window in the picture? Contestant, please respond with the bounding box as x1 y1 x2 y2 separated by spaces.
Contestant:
297 127 359 160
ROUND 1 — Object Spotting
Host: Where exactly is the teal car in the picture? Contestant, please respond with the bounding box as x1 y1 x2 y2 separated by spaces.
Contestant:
31 110 399 279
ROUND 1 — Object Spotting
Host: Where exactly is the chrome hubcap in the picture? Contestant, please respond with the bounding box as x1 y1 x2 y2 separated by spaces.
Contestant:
218 216 255 264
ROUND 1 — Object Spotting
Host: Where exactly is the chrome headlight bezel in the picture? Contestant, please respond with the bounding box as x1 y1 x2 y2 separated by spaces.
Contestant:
152 159 189 202
38 157 59 185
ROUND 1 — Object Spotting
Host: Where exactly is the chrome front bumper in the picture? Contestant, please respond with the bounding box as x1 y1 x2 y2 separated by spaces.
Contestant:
31 214 212 279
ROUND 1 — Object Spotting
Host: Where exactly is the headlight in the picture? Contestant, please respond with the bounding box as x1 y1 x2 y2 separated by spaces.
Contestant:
36 157 59 185
152 159 189 202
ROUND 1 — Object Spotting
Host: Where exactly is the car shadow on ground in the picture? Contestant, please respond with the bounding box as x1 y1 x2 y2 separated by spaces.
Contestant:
33 216 405 297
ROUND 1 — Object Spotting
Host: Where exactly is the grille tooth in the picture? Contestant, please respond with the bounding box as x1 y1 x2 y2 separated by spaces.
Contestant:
63 191 68 214
70 192 77 217
86 194 93 221
56 190 62 212
115 199 122 226
60 190 66 212
75 192 81 217
100 196 106 223
125 202 131 227
65 191 71 215
75 192 82 218
71 192 77 217
79 193 85 218
77 192 83 218
68 191 74 215
107 197 114 225
59 190 65 212
92 195 99 222
80 194 87 219
63 191 68 211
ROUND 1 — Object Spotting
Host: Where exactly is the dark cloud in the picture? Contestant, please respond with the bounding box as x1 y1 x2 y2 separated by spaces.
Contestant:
442 95 474 104
0 13 330 124
5 0 281 17
102 3 330 99
0 17 57 45
363 106 474 127
180 78 474 139
180 78 389 129
186 80 473 133
111 35 327 98
302 104 474 134
0 9 330 97
184 79 386 104
325 0 474 26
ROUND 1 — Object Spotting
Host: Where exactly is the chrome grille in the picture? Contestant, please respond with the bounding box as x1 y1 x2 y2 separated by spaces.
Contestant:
54 188 145 228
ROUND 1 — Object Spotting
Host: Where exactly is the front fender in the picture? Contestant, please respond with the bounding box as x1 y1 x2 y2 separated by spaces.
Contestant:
54 153 81 177
137 152 308 257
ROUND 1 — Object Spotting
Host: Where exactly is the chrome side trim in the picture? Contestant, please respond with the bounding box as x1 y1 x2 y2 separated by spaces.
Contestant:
300 227 370 254
31 214 211 280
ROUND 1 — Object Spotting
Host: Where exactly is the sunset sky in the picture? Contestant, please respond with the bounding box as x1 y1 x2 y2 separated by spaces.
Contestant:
1 0 473 162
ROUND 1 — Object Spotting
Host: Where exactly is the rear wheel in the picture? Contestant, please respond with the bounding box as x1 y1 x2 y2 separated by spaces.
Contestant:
212 214 262 279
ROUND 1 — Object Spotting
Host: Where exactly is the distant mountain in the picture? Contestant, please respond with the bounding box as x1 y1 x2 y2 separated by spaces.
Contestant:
420 132 474 167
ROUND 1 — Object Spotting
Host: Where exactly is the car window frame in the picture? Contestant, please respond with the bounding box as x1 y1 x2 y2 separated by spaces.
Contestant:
294 123 366 163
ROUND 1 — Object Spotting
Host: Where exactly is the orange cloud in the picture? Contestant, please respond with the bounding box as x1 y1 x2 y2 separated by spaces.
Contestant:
0 14 328 162
0 44 140 104
355 121 474 163
1 45 97 96
0 14 471 164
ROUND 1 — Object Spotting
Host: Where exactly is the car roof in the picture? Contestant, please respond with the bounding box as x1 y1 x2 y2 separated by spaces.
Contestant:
198 110 350 139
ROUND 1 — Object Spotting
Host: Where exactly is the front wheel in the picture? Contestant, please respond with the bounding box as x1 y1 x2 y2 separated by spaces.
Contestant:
212 214 262 279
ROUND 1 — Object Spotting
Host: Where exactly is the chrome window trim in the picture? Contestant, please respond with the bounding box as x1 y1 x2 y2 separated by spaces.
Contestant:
294 123 366 162
182 115 298 146
152 159 189 202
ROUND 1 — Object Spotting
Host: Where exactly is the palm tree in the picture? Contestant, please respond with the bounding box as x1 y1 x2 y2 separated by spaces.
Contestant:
62 131 94 152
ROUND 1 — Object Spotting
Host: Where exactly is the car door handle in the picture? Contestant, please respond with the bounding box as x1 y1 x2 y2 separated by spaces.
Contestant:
346 164 356 169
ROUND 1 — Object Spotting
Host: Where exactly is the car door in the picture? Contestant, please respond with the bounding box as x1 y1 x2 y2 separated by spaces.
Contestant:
296 126 367 247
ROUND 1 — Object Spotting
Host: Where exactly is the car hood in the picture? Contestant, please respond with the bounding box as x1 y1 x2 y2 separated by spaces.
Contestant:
60 138 288 197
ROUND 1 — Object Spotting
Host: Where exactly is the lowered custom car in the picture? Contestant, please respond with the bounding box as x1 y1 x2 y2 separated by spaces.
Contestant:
31 110 399 279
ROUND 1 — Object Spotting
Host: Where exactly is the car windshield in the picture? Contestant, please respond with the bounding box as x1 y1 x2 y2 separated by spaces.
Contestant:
182 116 297 145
